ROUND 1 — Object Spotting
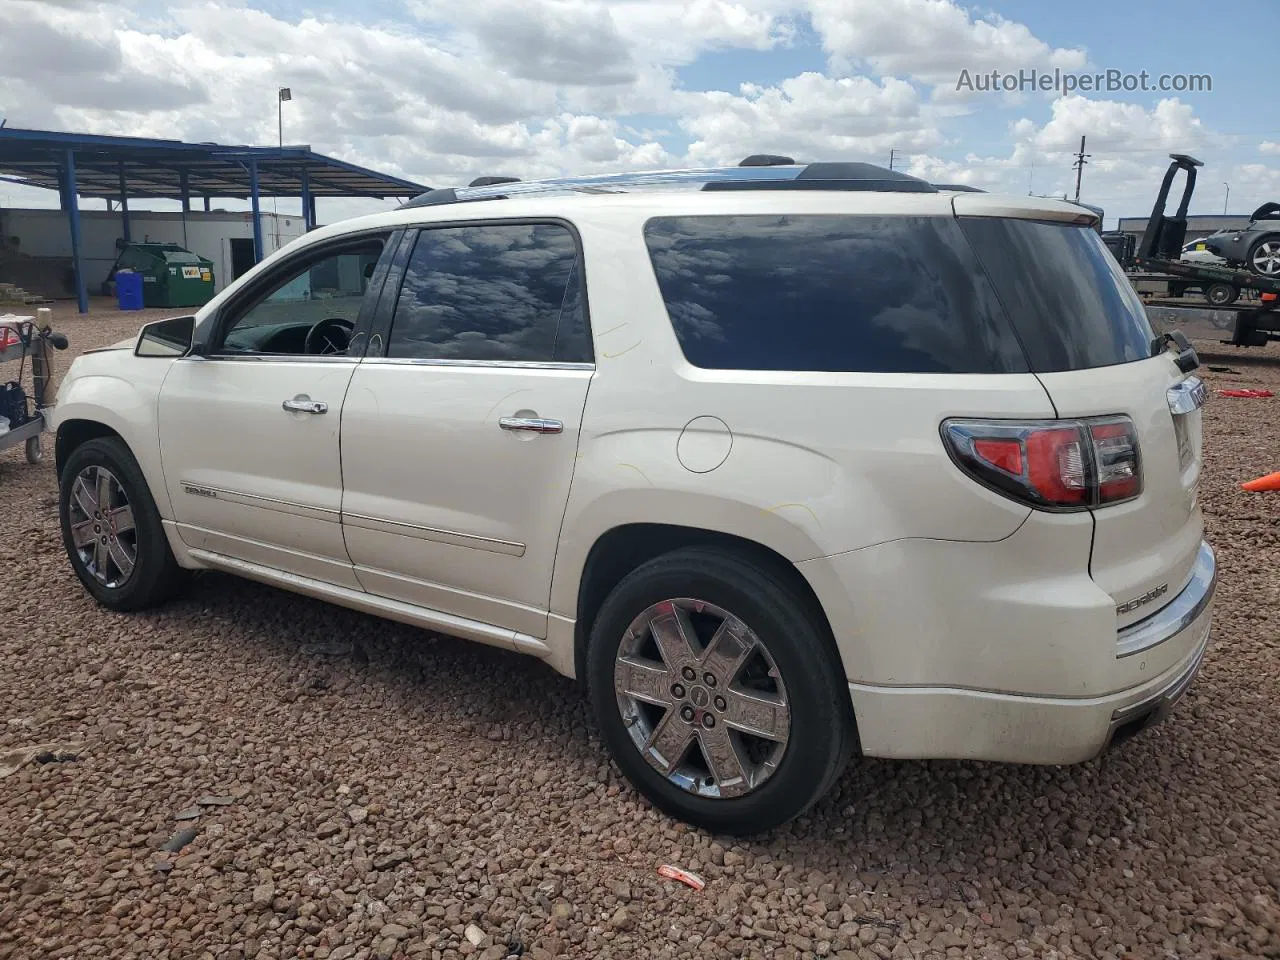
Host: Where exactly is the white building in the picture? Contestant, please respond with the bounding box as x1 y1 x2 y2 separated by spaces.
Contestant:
0 207 306 298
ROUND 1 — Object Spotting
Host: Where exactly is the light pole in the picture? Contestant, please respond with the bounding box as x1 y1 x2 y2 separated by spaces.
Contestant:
1222 182 1230 216
278 87 291 148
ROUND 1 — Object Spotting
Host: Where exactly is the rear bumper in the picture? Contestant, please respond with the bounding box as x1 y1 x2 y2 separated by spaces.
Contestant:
842 541 1215 764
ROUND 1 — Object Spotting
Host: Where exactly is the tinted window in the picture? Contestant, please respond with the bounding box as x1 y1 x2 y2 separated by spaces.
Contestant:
960 218 1154 372
644 216 1027 374
388 223 589 363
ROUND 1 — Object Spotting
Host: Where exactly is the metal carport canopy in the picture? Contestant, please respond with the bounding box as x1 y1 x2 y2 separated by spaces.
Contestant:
0 126 430 312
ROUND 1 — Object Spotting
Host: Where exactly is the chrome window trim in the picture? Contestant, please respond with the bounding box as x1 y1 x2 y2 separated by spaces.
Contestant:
1116 540 1215 658
361 357 594 371
195 354 360 364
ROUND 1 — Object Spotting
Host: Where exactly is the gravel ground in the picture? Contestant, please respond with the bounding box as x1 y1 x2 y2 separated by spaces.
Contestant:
1 303 1279 960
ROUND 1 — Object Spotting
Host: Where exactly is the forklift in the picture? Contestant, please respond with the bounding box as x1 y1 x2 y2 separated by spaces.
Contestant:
1134 154 1280 346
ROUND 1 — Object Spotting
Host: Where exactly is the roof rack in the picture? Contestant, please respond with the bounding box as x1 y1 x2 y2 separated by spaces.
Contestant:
703 162 935 194
398 160 936 210
469 175 521 187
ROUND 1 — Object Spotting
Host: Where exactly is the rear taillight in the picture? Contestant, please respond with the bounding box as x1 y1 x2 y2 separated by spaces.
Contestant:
942 417 1142 511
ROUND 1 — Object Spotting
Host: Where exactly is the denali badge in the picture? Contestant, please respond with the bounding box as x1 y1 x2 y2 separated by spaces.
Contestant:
183 484 218 499
1117 583 1169 615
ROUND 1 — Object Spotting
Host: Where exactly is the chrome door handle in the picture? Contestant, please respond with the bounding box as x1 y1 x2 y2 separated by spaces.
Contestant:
282 398 328 414
499 417 563 435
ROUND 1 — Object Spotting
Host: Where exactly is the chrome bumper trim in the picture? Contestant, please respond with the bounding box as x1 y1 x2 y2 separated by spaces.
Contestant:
1104 631 1209 753
1116 540 1216 658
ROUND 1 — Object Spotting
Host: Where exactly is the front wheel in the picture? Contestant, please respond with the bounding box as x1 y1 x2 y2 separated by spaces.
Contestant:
587 548 854 835
59 436 185 611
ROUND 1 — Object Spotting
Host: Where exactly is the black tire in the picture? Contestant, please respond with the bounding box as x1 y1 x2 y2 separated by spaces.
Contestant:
1205 282 1239 306
59 436 185 611
587 547 854 835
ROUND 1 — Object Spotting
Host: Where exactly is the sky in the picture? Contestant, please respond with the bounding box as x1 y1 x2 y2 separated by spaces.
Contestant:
1 0 1277 228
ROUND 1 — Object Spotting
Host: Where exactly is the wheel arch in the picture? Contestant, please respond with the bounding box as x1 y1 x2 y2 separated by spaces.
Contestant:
571 521 842 685
55 419 125 479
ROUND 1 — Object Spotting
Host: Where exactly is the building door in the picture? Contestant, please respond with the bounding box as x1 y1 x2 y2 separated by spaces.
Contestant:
229 238 257 280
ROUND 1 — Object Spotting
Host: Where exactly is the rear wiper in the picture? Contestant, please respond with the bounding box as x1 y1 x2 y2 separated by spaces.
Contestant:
1151 330 1200 373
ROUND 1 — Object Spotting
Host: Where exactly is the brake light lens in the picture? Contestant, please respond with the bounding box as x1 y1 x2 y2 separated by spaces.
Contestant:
942 417 1142 510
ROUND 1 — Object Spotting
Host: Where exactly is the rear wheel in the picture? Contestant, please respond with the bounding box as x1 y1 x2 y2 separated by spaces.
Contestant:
1205 282 1239 306
1247 237 1280 278
587 548 853 834
59 437 185 611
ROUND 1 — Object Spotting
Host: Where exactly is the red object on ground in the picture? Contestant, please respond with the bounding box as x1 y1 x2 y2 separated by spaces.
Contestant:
657 864 706 890
1242 471 1280 492
1217 389 1274 398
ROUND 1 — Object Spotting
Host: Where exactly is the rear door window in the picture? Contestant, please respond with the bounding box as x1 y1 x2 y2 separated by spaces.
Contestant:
643 215 1027 374
959 218 1154 372
387 222 590 363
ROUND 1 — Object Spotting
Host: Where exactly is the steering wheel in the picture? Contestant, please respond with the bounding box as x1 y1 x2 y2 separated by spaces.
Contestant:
304 317 355 355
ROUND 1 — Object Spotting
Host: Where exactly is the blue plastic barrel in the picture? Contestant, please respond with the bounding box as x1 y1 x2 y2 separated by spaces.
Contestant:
115 270 144 311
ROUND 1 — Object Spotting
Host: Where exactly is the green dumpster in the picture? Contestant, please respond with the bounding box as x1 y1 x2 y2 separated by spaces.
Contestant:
109 243 216 308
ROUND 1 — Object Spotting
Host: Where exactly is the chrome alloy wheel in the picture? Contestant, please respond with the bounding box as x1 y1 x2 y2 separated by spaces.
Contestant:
613 598 791 799
1251 240 1280 276
68 465 137 588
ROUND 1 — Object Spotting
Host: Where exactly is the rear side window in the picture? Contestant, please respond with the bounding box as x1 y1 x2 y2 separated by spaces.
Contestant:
959 218 1154 372
388 222 590 363
643 215 1027 374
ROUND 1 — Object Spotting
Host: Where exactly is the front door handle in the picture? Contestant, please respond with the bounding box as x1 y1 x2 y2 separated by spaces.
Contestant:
499 416 563 435
282 397 328 415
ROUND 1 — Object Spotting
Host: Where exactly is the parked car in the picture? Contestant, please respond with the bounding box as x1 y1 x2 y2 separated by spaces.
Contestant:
1201 202 1280 277
1180 238 1227 265
49 160 1215 834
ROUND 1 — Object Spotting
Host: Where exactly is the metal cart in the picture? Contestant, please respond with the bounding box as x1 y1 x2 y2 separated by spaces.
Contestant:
0 308 69 466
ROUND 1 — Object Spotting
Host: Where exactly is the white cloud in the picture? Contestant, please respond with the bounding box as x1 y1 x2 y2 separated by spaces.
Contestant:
680 72 940 166
807 0 1087 89
1261 142 1280 156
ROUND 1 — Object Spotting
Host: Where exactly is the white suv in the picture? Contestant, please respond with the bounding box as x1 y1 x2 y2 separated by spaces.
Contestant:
51 159 1215 834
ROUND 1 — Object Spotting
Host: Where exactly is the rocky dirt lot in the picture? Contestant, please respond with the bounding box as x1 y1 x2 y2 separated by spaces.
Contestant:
1 304 1278 960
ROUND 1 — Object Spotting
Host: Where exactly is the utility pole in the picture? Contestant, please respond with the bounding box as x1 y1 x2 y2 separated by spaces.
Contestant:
1222 182 1230 215
888 148 896 171
1071 135 1090 202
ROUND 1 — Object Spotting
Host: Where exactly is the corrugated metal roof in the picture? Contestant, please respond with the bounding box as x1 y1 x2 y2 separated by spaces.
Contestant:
0 127 428 200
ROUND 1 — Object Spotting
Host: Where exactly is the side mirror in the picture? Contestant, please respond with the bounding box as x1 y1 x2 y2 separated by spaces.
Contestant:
135 315 196 358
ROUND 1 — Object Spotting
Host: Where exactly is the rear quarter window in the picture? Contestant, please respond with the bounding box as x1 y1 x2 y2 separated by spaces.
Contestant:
643 215 1027 374
959 218 1154 372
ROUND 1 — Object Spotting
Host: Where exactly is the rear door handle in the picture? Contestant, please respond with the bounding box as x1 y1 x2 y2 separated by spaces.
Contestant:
499 416 563 435
282 397 328 414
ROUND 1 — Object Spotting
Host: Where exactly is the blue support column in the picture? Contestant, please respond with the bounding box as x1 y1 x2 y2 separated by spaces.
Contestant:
179 169 190 247
118 161 131 242
249 160 263 263
203 196 211 213
308 194 317 230
65 150 88 314
300 167 312 231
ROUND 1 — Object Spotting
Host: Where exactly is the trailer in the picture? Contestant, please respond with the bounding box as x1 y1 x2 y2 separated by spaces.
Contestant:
0 308 68 467
1132 154 1280 345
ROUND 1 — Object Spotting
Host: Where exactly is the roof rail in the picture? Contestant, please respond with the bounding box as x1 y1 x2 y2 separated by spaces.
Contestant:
739 154 795 167
469 175 521 187
705 161 936 194
398 159 938 209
